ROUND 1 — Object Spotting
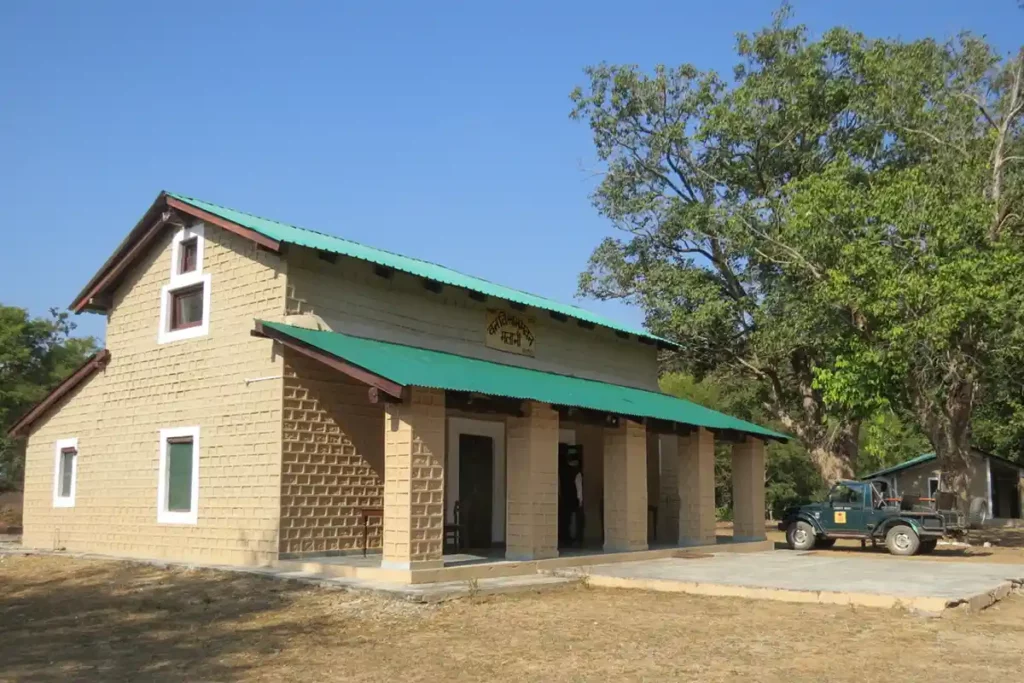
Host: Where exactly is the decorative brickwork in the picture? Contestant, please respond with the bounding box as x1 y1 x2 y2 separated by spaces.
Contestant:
732 437 767 542
382 387 445 568
603 421 648 552
678 428 716 546
22 225 287 565
280 349 384 555
505 401 559 560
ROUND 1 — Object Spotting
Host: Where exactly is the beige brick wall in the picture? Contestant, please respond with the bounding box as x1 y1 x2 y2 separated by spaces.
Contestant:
506 401 559 560
280 349 384 555
602 421 648 551
285 247 659 390
22 224 287 565
731 438 766 541
382 387 445 568
677 428 716 546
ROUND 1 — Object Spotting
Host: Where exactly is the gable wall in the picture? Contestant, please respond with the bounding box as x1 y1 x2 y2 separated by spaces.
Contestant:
21 223 289 565
285 247 660 390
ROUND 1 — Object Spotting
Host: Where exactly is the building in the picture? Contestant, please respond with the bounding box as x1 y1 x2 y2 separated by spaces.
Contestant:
9 192 785 580
862 451 1024 523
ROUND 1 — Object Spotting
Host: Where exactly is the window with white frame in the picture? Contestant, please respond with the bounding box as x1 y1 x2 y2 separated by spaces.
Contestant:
158 224 211 344
52 437 78 508
157 426 200 524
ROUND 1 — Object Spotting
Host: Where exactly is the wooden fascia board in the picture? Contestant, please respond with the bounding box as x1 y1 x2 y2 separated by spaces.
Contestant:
70 193 283 313
251 322 404 399
7 350 111 437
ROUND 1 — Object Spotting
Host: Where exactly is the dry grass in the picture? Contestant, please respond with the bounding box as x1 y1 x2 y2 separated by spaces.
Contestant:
2 554 1024 682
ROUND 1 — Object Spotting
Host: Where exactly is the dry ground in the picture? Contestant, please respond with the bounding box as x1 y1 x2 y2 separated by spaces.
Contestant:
2 554 1024 682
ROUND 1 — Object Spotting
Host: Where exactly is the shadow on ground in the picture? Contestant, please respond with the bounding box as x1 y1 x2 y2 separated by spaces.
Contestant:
0 555 331 682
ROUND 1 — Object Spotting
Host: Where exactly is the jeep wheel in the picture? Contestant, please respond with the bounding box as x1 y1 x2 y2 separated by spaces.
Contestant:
815 538 837 549
885 524 920 556
786 521 816 551
919 540 937 554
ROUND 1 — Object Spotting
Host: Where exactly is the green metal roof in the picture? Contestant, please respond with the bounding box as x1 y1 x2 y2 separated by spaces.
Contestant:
860 453 937 480
167 193 672 346
259 321 786 441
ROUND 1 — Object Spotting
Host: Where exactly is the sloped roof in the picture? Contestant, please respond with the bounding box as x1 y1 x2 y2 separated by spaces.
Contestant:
72 191 673 347
256 320 787 441
7 350 111 437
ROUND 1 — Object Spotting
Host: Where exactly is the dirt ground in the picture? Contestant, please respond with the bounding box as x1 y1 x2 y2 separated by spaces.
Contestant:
2 554 1023 682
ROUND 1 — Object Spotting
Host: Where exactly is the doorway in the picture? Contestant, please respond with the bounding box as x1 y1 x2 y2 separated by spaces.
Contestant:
446 417 506 548
459 434 494 548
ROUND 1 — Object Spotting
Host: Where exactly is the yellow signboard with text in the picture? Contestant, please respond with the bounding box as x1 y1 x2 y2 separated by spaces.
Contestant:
485 309 536 357
834 511 847 524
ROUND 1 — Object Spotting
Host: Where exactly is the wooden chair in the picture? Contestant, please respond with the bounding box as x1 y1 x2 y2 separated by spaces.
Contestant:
444 501 461 552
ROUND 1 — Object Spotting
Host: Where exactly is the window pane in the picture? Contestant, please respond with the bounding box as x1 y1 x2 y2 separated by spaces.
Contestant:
179 239 198 274
167 440 193 512
170 286 204 330
60 449 76 498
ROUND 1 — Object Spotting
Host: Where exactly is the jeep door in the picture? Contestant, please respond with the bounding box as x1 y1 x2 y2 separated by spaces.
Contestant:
822 482 867 534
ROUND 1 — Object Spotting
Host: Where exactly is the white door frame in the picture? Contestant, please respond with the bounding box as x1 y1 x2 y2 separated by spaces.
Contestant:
447 417 506 543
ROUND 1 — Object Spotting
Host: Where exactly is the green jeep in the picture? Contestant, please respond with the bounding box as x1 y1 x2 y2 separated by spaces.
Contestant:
778 479 966 556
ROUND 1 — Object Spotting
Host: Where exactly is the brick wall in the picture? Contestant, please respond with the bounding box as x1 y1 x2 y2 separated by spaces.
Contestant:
280 349 384 555
506 401 559 560
602 420 648 551
22 223 287 565
285 246 660 390
382 387 445 568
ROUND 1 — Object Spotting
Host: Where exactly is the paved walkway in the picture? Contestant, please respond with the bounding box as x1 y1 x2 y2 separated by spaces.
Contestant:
568 551 1024 615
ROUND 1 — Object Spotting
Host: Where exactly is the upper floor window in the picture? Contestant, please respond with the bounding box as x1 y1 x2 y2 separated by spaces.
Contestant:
178 237 199 274
159 224 211 344
53 437 78 508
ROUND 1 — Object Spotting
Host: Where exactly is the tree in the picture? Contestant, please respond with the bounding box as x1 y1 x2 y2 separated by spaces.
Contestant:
0 306 97 491
571 8 1024 500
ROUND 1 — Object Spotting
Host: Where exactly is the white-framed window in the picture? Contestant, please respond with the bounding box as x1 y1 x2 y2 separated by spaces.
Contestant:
157 426 200 525
158 224 211 344
52 437 78 508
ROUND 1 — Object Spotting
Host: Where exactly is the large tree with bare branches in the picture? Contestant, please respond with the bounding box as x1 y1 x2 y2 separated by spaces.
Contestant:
570 8 1024 496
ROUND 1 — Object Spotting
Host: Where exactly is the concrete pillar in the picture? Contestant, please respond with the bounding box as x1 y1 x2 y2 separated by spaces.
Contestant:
382 387 445 569
732 437 767 542
678 428 716 546
505 401 559 560
657 434 680 544
603 420 648 552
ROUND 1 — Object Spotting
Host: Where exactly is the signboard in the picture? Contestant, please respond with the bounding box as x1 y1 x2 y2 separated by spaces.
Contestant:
485 309 536 357
833 511 847 524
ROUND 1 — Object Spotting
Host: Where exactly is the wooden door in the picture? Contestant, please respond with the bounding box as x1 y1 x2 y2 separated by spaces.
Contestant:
459 434 494 549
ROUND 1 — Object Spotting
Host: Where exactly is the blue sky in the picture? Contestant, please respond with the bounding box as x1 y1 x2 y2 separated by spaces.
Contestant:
1 1 1020 342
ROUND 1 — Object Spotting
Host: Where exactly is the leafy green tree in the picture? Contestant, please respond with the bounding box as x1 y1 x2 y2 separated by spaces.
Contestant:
660 371 824 517
0 306 97 490
571 7 1024 501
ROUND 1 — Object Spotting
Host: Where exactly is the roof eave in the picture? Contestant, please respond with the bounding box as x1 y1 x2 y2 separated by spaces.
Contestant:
7 350 111 437
70 193 286 314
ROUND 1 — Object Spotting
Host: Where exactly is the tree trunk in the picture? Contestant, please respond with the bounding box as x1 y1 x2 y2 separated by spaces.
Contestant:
915 377 976 512
807 425 859 484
